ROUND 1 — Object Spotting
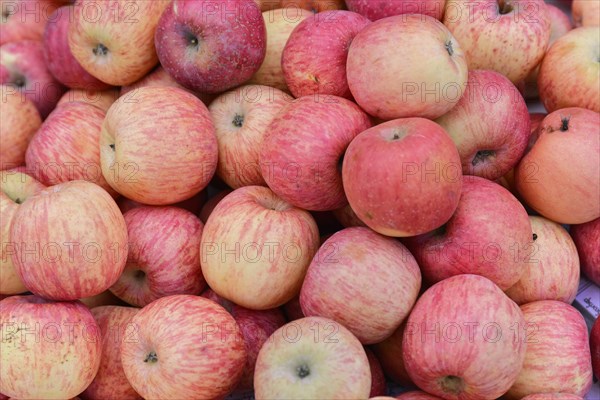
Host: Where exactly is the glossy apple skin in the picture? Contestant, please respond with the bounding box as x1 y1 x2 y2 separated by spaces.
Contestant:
403 274 527 400
371 322 412 386
254 316 371 399
506 301 593 399
100 86 218 205
0 40 66 118
346 0 445 20
435 70 531 180
0 0 60 45
570 217 600 286
155 0 266 94
120 295 247 400
260 95 371 211
43 6 111 90
573 0 600 27
342 118 462 237
444 0 550 84
300 227 421 344
282 10 370 98
347 14 467 120
109 206 206 307
210 84 292 188
57 88 120 112
82 306 141 400
539 27 600 113
0 296 101 399
10 180 128 300
365 348 386 398
505 216 579 305
396 391 443 400
201 186 320 310
515 108 600 224
521 394 584 400
592 317 600 382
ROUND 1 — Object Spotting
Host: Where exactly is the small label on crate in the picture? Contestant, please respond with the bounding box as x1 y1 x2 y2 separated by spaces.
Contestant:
574 276 600 325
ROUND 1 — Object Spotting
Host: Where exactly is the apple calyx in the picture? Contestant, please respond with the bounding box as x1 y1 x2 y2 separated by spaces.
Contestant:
445 41 454 56
296 364 310 379
92 43 109 57
232 114 244 128
439 375 465 395
144 351 158 364
133 270 146 281
472 150 495 166
183 30 200 50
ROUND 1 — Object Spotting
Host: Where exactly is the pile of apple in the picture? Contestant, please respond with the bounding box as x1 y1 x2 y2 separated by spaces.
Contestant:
1 0 600 399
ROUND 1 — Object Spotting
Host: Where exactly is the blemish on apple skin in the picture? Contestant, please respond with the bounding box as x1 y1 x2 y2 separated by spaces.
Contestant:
533 233 538 241
365 211 373 220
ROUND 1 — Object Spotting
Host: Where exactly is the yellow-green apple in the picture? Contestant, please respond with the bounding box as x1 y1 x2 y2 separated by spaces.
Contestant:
68 0 169 86
0 295 101 399
0 0 60 45
347 14 467 120
249 8 310 91
444 0 550 84
345 0 446 20
515 107 600 224
79 290 125 309
155 0 267 94
9 180 128 300
332 203 366 228
342 118 462 237
371 322 412 385
209 84 292 188
0 40 66 117
300 227 421 344
43 6 111 90
505 216 579 305
0 86 41 169
522 395 584 400
201 186 319 310
260 95 371 211
403 274 527 399
592 317 600 381
254 316 372 399
538 27 600 113
506 300 593 399
202 288 286 392
571 217 600 286
405 176 531 290
99 86 218 205
57 88 119 112
435 69 531 180
282 10 370 98
199 189 232 223
25 102 115 195
573 0 600 27
0 170 45 295
120 295 247 399
109 206 206 307
365 348 386 398
82 306 141 400
396 391 443 399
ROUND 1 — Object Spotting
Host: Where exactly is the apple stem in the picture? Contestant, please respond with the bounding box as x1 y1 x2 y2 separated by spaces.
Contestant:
232 114 244 128
439 375 465 395
14 198 21 204
533 233 538 241
560 116 570 132
109 144 115 151
445 41 454 56
472 150 495 166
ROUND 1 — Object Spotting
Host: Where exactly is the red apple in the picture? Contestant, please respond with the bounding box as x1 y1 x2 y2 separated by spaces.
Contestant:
57 88 119 112
521 395 584 400
570 217 600 286
591 317 600 382
0 0 60 45
345 0 445 20
396 391 443 400
365 348 386 398
371 322 412 386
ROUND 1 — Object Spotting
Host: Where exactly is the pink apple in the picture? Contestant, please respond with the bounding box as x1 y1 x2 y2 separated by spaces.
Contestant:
365 348 386 398
120 295 247 399
342 118 462 237
201 186 320 310
396 391 443 399
521 395 584 400
0 295 101 399
403 274 527 399
591 317 600 382
573 0 600 27
506 301 593 399
57 88 119 112
260 95 371 211
570 217 600 286
199 189 232 224
117 190 208 217
109 206 206 307
155 0 266 94
209 84 292 188
371 322 412 386
0 0 60 45
100 86 218 205
10 180 128 300
346 0 445 20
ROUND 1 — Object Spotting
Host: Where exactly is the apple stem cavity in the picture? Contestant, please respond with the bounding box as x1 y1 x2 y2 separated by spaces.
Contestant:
183 30 200 49
143 351 158 364
14 197 21 204
445 41 454 56
134 270 146 281
439 375 465 395
109 143 115 151
296 364 310 379
232 114 244 128
92 43 109 57
13 74 26 88
472 150 495 166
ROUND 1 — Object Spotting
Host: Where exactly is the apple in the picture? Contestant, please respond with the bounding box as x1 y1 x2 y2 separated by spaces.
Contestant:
371 322 412 385
117 190 208 217
0 40 66 117
0 169 45 295
505 216 580 305
201 186 320 310
538 27 600 113
365 348 386 398
521 395 584 400
10 180 128 300
396 391 443 399
403 274 527 399
120 294 247 399
342 118 462 237
209 84 292 188
282 10 370 98
347 14 467 120
0 295 101 399
199 189 232 223
527 112 548 149
255 0 345 12
332 203 366 228
345 0 446 20
254 316 372 399
79 290 125 309
43 6 112 90
443 0 550 84
506 301 593 399
0 86 41 169
82 306 141 400
300 227 421 344
57 88 119 112
155 0 267 94
573 0 600 27
570 217 600 286
68 0 169 86
515 107 600 224
109 206 206 307
0 0 60 45
99 86 218 205
435 69 531 180
260 95 371 211
591 317 600 382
